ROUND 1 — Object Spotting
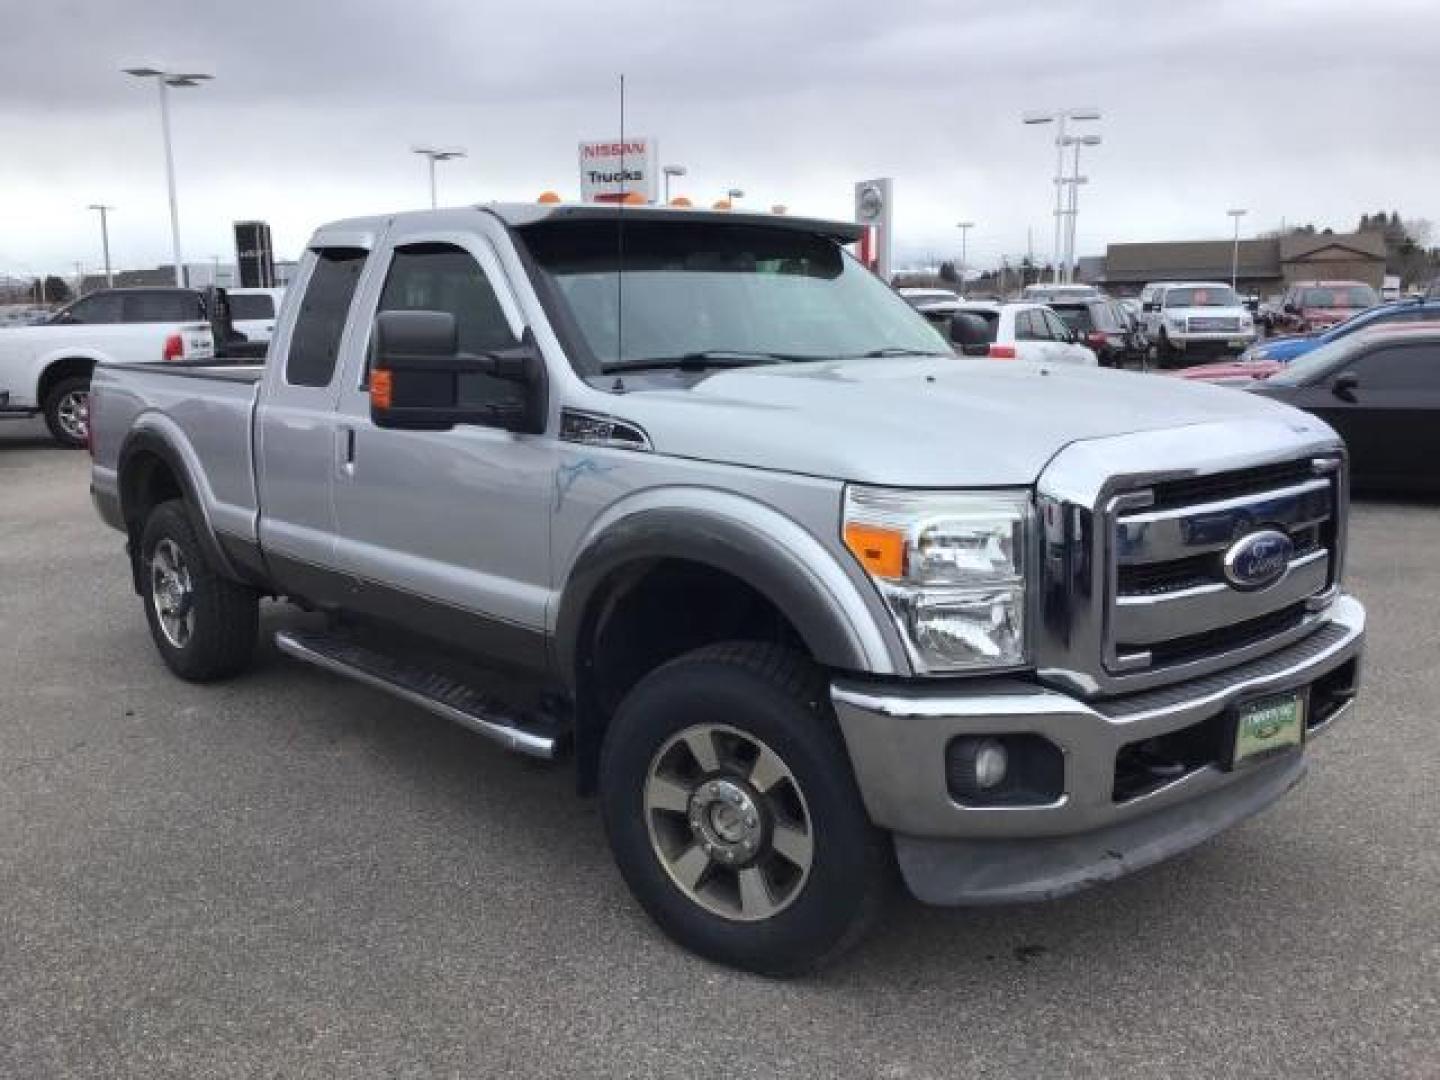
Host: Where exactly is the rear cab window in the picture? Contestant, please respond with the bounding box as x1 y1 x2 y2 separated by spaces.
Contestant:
230 294 276 321
123 290 205 323
286 249 367 388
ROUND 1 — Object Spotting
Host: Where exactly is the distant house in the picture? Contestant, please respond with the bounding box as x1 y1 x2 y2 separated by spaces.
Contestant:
1095 231 1386 297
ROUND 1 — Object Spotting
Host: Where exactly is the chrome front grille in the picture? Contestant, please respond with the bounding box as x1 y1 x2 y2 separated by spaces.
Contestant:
1104 459 1341 677
1035 431 1348 699
1187 316 1240 333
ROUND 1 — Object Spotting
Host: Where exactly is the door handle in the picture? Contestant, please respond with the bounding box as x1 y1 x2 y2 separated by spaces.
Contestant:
337 426 356 476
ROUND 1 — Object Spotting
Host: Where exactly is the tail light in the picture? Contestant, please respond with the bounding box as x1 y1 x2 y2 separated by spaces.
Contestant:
988 344 1017 360
1086 331 1107 350
162 333 184 361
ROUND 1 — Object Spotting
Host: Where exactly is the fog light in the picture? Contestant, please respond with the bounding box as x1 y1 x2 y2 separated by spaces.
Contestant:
973 739 1009 789
946 734 1064 807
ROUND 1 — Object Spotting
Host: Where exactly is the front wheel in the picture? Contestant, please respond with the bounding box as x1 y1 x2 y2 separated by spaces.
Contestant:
600 643 891 976
42 375 90 448
139 500 259 681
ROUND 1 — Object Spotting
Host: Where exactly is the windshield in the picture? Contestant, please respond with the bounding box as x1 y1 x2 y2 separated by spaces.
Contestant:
1301 286 1378 309
1264 334 1364 386
1164 286 1240 308
520 220 950 372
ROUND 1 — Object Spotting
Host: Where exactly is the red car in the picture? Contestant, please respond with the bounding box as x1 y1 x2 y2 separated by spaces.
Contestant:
1276 281 1379 333
1170 359 1285 386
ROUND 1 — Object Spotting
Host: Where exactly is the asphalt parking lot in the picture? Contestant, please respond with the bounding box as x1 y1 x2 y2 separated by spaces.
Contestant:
2 416 1437 1079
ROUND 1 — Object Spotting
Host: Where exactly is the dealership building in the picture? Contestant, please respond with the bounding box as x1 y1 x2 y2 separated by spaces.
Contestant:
1090 230 1386 297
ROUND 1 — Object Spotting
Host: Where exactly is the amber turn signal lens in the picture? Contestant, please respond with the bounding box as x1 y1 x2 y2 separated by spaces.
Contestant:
844 523 905 579
370 368 393 410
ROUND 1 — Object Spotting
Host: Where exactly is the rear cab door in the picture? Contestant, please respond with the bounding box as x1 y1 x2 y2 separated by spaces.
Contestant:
255 229 378 602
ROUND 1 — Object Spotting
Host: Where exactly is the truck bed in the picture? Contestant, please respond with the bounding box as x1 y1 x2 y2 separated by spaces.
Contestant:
90 361 264 547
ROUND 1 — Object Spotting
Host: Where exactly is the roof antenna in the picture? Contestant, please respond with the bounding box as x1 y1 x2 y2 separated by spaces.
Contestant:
615 73 627 372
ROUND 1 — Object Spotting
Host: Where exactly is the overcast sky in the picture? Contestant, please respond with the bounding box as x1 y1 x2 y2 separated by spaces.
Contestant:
2 0 1437 279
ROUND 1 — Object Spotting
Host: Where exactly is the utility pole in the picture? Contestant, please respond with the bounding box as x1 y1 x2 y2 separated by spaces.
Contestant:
955 221 974 296
88 204 115 288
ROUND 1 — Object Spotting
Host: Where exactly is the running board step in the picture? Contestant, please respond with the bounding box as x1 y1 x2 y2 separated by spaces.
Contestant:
274 628 561 759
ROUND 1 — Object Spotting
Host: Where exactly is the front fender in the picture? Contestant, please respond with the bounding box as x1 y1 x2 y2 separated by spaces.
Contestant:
552 487 907 685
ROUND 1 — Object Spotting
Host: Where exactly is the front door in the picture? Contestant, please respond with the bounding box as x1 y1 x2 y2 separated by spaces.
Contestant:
330 233 556 672
1299 341 1440 489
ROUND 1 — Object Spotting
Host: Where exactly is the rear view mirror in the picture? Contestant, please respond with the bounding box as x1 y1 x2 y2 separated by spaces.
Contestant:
948 311 994 357
370 309 547 434
1331 372 1359 402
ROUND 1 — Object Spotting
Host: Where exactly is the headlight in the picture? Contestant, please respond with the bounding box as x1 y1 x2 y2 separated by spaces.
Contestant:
843 487 1031 673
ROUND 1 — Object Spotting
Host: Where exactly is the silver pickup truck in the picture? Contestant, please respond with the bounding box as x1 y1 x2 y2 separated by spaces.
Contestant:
90 203 1365 975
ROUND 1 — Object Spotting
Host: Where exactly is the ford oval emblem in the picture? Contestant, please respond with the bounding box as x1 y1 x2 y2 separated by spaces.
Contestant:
1222 529 1293 592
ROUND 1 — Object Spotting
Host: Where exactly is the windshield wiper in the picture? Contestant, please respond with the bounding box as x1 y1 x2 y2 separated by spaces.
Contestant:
852 347 949 358
603 349 822 373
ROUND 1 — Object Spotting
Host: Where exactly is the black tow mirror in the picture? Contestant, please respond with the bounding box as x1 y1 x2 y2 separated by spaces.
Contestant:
1331 372 1359 402
370 309 547 434
948 311 993 356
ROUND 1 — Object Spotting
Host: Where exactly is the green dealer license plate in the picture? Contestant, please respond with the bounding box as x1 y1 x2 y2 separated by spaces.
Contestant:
1230 692 1305 767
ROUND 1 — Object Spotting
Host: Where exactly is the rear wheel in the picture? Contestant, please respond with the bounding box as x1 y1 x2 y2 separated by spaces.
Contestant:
1157 331 1179 368
139 500 259 681
600 643 890 976
42 375 90 448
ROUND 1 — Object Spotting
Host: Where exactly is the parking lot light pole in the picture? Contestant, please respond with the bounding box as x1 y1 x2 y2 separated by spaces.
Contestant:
727 187 744 206
123 67 212 287
87 204 114 288
662 164 687 204
1022 108 1100 284
1063 134 1101 284
955 221 974 295
412 146 467 209
1228 208 1248 290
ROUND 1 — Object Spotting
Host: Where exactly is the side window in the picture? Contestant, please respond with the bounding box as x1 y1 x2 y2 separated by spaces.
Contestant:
287 248 367 388
1014 311 1039 341
124 290 204 323
375 243 521 409
1346 344 1440 391
62 293 123 324
1043 310 1071 340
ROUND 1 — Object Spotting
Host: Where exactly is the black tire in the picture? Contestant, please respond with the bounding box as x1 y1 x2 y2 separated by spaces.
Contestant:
139 499 258 681
600 642 891 976
1156 331 1178 368
42 374 91 449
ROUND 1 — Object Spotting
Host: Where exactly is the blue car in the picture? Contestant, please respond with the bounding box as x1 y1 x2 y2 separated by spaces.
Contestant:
1242 298 1440 362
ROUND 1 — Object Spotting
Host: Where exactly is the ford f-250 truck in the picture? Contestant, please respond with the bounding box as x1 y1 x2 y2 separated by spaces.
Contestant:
90 204 1365 974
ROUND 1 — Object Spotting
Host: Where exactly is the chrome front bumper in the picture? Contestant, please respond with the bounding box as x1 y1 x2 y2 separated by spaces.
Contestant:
831 594 1364 903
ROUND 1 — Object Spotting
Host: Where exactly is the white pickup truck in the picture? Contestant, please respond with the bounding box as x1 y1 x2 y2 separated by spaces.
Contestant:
0 287 215 446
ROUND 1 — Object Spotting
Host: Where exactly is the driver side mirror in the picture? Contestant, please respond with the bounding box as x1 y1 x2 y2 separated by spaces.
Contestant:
370 309 547 434
1141 302 1156 313
1331 372 1359 402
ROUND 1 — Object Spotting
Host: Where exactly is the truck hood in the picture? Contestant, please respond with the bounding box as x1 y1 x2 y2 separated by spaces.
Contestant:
609 357 1326 487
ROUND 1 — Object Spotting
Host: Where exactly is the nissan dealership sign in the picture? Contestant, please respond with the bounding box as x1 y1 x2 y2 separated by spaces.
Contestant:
579 138 657 203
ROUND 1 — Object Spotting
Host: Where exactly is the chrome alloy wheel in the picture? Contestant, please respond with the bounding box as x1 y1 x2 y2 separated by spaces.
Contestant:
150 537 196 648
644 723 815 922
56 389 89 442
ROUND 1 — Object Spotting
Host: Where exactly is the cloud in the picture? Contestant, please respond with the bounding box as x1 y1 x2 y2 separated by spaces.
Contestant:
1 0 1436 275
